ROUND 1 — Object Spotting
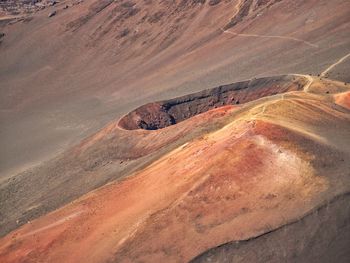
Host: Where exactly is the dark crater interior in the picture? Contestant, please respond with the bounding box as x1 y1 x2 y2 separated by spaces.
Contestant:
118 75 306 130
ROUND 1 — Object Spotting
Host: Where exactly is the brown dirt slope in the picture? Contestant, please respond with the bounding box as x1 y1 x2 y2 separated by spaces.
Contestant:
0 0 349 179
0 0 350 262
0 75 306 238
0 77 349 263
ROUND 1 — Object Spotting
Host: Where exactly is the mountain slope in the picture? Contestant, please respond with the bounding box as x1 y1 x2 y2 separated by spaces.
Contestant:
0 76 349 262
1 0 349 178
0 1 350 262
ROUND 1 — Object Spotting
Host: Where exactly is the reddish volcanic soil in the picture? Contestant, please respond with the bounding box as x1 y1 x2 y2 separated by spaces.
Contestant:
1 0 350 262
1 0 350 179
0 75 305 238
0 76 349 262
335 91 350 110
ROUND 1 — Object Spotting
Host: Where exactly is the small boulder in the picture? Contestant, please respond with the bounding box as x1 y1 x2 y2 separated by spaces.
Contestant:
48 11 57 18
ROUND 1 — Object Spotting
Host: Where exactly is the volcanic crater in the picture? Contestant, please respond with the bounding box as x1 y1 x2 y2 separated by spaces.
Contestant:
1 0 350 262
119 75 307 130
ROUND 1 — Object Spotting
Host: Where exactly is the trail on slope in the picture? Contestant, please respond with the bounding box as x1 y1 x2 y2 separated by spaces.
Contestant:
222 29 319 48
20 210 85 238
320 52 350 77
293 74 314 92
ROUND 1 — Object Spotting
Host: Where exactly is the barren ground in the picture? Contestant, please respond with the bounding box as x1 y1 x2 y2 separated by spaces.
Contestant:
0 0 350 262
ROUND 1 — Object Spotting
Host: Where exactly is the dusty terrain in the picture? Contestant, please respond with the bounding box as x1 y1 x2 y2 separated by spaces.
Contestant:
0 76 349 262
0 75 307 237
1 0 350 178
0 0 350 262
